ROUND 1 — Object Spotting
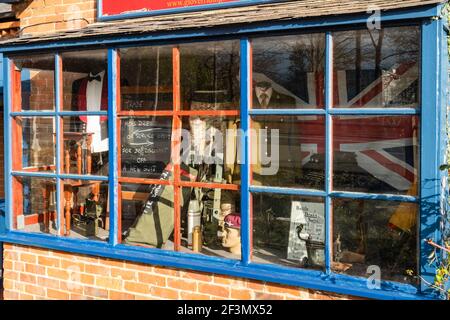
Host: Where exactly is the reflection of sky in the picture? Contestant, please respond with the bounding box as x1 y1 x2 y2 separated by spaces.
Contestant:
252 27 418 104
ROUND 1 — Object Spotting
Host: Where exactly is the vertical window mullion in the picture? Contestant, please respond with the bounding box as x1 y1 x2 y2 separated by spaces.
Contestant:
55 53 62 235
4 56 12 231
108 48 119 246
172 45 181 251
419 19 442 293
324 32 333 274
240 38 251 265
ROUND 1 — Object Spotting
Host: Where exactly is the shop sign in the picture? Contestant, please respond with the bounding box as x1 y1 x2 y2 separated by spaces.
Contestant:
98 0 277 20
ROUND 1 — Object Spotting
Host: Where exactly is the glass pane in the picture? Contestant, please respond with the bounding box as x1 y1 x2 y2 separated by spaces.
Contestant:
13 176 57 235
333 26 420 108
18 117 55 172
180 188 240 259
120 46 173 111
181 116 241 185
333 116 419 195
253 194 325 270
333 198 418 283
180 40 240 110
251 115 325 189
62 116 109 176
13 54 55 111
252 33 325 109
62 50 108 111
121 183 174 250
62 179 109 241
120 117 172 179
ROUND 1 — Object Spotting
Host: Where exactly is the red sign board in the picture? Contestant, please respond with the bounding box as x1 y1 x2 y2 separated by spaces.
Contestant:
99 0 259 19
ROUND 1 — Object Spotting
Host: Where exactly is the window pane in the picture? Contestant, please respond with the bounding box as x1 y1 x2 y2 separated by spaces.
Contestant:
62 179 109 241
253 194 325 270
180 188 240 260
180 40 240 110
121 183 174 250
333 116 419 195
252 33 325 109
13 54 55 111
333 198 417 284
181 116 240 185
18 117 55 172
251 115 325 189
120 117 172 179
62 116 109 176
62 50 108 111
333 26 420 108
120 46 173 111
13 176 57 235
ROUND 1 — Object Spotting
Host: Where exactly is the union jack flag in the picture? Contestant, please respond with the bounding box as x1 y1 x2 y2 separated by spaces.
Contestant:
257 61 419 192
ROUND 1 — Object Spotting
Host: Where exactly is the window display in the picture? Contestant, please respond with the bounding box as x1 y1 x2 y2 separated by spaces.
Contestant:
333 199 418 283
5 25 427 293
252 194 325 270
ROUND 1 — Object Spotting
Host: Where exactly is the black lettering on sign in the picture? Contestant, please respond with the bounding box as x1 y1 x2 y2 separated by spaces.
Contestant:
121 118 172 178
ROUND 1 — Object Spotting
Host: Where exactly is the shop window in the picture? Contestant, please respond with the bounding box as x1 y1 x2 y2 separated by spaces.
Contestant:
5 24 428 291
118 41 241 258
249 25 420 284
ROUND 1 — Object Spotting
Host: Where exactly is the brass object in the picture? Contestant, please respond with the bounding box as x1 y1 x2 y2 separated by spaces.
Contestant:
192 226 202 253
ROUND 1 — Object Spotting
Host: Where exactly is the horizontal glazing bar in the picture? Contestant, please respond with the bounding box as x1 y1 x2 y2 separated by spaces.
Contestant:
11 171 109 182
59 174 109 181
11 111 55 117
328 108 420 115
249 109 326 116
57 111 108 117
118 111 174 117
11 111 109 117
11 171 57 179
330 191 418 203
119 177 172 185
249 186 327 197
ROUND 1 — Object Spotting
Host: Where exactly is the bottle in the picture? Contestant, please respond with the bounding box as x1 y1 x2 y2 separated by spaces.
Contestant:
192 226 202 253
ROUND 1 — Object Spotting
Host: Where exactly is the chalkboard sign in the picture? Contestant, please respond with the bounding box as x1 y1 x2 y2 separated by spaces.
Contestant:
121 118 172 178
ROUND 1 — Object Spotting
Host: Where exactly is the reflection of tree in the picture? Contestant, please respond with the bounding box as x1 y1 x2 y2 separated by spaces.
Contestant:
181 42 240 106
334 27 420 73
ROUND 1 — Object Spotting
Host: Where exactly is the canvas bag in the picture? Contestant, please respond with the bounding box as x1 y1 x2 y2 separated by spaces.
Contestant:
124 164 197 248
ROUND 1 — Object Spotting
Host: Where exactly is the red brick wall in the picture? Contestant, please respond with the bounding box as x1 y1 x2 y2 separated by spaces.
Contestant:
13 0 96 35
1 244 356 300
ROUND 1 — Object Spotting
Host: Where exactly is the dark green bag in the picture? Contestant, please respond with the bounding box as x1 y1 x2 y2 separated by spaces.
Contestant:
124 165 197 248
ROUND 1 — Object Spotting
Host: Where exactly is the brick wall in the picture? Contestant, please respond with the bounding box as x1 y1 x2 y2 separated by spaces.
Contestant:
13 0 96 35
1 244 355 300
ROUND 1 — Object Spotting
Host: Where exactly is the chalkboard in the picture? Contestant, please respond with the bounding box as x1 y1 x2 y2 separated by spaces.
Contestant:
121 118 172 178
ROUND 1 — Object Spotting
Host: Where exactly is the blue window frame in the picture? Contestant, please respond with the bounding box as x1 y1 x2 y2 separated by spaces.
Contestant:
0 4 448 300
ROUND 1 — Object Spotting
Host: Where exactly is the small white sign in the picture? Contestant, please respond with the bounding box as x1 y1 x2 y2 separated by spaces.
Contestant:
287 201 325 262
